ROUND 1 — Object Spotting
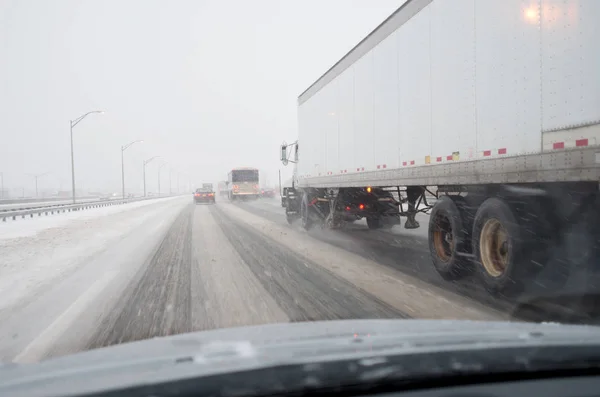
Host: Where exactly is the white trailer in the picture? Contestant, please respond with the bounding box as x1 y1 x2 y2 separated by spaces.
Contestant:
281 0 600 296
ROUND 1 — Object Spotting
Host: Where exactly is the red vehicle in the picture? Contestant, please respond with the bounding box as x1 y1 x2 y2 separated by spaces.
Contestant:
193 188 215 204
260 188 276 198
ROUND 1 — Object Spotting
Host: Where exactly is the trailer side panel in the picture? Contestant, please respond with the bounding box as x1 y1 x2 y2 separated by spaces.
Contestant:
297 0 600 186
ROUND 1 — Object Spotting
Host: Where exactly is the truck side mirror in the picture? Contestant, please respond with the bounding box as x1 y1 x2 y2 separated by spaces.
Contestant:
280 144 288 165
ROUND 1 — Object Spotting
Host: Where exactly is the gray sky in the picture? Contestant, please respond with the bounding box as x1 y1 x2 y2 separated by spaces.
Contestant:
0 0 401 196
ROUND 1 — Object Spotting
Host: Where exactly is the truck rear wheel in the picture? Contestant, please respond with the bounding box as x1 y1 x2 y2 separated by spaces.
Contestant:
366 216 395 230
472 197 529 295
301 193 313 230
428 196 471 280
366 216 382 230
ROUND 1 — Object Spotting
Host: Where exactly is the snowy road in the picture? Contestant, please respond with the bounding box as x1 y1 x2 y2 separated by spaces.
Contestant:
0 196 506 363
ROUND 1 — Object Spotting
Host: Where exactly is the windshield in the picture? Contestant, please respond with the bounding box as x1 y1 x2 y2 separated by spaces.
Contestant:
0 0 599 390
231 170 259 182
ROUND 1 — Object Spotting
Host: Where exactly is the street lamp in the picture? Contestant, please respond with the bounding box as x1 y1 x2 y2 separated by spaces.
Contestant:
121 140 143 199
143 156 160 197
158 162 168 196
70 110 104 203
28 173 49 198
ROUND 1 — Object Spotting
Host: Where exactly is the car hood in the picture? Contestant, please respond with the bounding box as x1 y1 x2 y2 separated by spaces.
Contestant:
1 319 599 397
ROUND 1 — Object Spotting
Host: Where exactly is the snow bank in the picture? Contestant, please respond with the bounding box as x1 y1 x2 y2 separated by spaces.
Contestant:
0 196 183 240
0 196 189 313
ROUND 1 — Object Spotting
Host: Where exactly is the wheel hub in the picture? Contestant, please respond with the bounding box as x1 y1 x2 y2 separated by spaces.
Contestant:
432 214 454 263
480 218 509 278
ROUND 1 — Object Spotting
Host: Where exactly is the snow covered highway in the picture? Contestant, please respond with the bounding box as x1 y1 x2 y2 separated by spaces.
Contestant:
0 196 509 362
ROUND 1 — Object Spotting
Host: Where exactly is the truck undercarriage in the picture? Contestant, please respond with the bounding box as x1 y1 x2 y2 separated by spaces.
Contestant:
285 185 430 230
284 180 600 298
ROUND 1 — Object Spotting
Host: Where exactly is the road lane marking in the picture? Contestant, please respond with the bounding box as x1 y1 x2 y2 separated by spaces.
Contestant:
14 270 119 363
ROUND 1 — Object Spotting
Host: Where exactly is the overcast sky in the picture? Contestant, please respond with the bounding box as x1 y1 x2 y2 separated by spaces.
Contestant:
0 0 402 196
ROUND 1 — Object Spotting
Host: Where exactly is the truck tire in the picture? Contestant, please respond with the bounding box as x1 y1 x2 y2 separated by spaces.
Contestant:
382 221 395 229
428 196 471 280
472 197 530 295
366 216 382 230
286 211 296 225
301 193 313 230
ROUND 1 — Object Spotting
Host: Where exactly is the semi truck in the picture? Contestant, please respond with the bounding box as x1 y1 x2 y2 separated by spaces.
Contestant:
280 0 600 297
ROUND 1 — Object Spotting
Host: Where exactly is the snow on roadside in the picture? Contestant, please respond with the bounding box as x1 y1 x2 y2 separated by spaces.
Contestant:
0 196 189 313
0 196 183 240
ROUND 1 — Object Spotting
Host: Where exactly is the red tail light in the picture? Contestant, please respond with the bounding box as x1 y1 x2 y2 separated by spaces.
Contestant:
359 204 365 210
194 193 200 197
208 193 214 197
345 206 351 211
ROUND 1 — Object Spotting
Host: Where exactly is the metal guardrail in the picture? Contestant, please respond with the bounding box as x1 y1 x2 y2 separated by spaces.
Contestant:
0 196 100 205
1 196 174 222
0 198 105 213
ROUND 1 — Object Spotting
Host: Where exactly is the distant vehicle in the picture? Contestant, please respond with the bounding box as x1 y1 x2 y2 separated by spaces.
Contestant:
202 183 213 191
260 188 276 198
218 181 228 197
227 167 259 201
194 187 215 204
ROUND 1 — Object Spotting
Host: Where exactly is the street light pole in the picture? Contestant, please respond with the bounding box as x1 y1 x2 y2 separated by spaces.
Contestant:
70 110 103 203
143 156 160 197
158 163 167 196
70 120 75 202
121 140 143 199
28 173 49 198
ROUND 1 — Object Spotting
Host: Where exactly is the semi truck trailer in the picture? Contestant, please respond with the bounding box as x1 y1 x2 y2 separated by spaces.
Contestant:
280 0 600 296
